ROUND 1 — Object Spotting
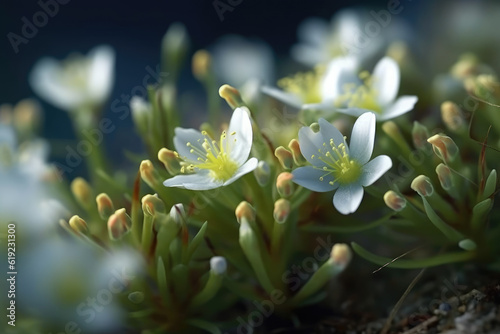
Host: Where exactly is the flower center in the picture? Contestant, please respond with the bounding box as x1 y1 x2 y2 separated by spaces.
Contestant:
334 71 382 113
185 131 239 182
60 56 90 90
311 138 362 186
278 66 324 104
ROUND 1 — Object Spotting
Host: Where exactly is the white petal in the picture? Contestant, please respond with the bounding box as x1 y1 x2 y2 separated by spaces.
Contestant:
261 86 303 109
298 125 326 167
173 128 206 162
87 45 115 105
163 171 222 190
378 95 418 121
29 58 84 111
333 184 364 215
373 57 400 106
336 107 375 118
297 18 329 48
227 108 253 165
349 112 376 164
292 166 338 192
223 157 258 186
321 56 359 102
318 118 347 154
360 155 392 187
291 44 327 67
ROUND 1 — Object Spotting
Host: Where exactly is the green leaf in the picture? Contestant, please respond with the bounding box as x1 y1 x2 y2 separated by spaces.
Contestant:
301 212 394 233
185 221 208 263
351 242 475 269
421 197 463 242
471 198 492 232
482 169 497 200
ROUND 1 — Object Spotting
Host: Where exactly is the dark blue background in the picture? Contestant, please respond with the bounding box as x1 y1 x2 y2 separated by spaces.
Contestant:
0 0 423 175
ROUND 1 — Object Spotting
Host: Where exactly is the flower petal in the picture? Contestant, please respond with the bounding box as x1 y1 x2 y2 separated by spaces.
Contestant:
298 124 327 167
292 166 338 192
163 171 222 190
87 45 115 105
227 108 253 165
349 112 375 165
335 107 375 118
333 184 364 215
223 157 258 186
360 155 392 187
318 118 348 154
378 95 418 121
173 128 206 163
29 58 84 111
261 86 303 109
321 56 360 102
373 57 400 107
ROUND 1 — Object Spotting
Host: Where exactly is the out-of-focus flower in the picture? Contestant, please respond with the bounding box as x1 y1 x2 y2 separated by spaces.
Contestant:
29 45 115 112
292 112 392 214
291 9 411 66
0 124 65 234
211 35 275 88
163 108 258 190
305 56 418 121
17 239 142 332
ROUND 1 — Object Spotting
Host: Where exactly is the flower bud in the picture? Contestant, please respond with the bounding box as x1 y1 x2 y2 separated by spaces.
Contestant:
475 74 500 99
276 172 294 198
253 160 270 186
13 99 41 136
96 193 115 220
383 190 407 211
130 96 151 135
169 203 186 225
288 138 306 166
162 22 189 77
273 198 291 224
128 292 145 304
330 243 352 268
441 101 465 132
235 201 256 224
436 163 453 191
427 134 459 163
141 194 166 216
411 175 434 197
219 84 245 109
192 49 212 81
158 148 182 175
210 256 227 275
309 122 320 133
68 215 88 234
108 208 132 240
140 160 162 188
274 146 294 170
412 121 431 151
71 177 92 209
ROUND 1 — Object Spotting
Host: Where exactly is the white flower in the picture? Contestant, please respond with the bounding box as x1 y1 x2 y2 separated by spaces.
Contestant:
291 9 412 67
163 108 258 190
292 112 392 215
29 45 115 111
262 65 326 110
305 56 418 121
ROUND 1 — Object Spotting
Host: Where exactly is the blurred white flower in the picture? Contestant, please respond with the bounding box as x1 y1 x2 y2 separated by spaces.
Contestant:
291 9 411 67
212 35 275 88
292 113 392 214
305 56 418 121
17 239 142 332
30 45 115 112
163 108 258 190
0 124 65 234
